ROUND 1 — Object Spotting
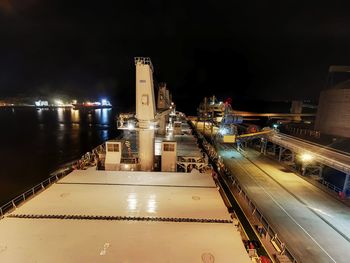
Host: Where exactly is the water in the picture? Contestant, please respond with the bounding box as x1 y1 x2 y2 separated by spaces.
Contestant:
0 108 119 205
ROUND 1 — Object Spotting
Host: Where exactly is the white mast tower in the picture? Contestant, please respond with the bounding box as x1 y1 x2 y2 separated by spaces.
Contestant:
135 57 156 171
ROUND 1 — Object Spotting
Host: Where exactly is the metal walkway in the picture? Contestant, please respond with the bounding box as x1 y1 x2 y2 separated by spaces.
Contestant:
266 132 350 174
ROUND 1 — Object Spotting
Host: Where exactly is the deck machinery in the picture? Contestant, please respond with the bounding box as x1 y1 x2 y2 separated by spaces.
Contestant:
196 96 272 146
109 57 208 173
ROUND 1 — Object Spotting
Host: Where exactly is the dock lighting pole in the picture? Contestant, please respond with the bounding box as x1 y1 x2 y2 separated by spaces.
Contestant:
299 152 314 176
300 153 314 163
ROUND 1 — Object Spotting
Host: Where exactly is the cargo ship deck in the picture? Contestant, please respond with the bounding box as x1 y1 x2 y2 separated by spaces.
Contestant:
0 168 250 262
0 57 254 262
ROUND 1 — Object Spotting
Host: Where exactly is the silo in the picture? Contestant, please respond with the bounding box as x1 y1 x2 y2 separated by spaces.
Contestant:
315 81 350 138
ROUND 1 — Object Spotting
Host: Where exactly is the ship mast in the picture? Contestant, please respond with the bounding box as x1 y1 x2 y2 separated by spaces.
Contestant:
135 57 156 171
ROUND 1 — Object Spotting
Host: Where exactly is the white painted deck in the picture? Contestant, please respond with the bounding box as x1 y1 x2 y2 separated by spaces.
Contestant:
0 169 250 263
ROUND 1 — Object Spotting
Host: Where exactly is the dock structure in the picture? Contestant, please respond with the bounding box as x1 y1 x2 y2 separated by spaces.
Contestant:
261 132 350 194
189 112 350 262
217 143 350 263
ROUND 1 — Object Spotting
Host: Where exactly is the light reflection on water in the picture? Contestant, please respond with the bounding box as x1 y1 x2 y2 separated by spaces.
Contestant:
101 130 109 141
57 108 64 123
50 108 115 146
0 107 118 205
71 109 80 123
101 109 109 124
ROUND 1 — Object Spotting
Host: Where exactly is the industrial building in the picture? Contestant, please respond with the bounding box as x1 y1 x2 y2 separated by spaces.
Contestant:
315 70 350 138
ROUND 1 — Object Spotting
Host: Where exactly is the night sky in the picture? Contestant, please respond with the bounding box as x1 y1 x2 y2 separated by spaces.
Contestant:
1 0 350 112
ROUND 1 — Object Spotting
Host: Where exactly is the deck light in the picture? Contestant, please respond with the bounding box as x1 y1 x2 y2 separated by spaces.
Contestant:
219 128 227 135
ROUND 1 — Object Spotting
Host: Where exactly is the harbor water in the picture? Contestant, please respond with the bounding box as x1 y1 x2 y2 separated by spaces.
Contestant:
0 108 119 205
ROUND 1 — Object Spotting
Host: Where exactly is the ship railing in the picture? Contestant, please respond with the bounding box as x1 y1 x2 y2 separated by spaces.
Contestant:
0 161 77 219
222 167 299 262
76 143 106 170
91 143 105 155
121 157 139 164
117 119 137 130
117 113 137 130
134 57 153 71
189 120 299 263
0 141 112 218
177 156 210 173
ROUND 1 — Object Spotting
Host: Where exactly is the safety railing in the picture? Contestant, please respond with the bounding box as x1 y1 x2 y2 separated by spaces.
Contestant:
190 120 299 263
121 157 139 164
116 113 137 130
317 178 343 193
259 136 346 195
225 168 298 263
266 133 350 175
134 57 153 71
0 164 74 219
0 140 109 219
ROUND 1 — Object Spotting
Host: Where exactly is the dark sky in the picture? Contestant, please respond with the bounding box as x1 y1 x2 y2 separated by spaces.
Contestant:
1 0 350 111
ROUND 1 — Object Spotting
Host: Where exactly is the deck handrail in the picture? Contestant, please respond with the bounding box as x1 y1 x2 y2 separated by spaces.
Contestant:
189 120 299 263
0 139 117 219
0 165 74 219
0 142 107 218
